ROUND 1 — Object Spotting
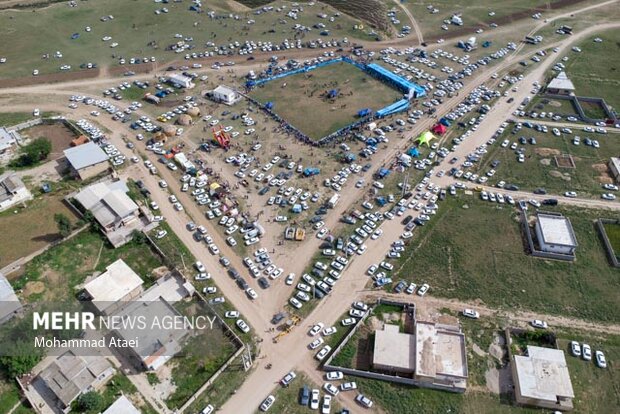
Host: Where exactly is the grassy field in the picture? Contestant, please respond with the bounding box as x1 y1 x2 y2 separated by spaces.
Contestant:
0 0 373 79
560 30 620 111
527 96 578 116
250 62 402 140
603 222 620 258
10 228 163 302
0 185 80 268
393 195 620 323
0 375 23 414
474 128 620 196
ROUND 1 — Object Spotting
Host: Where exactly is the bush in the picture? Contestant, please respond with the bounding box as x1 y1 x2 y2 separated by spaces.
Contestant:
76 391 104 412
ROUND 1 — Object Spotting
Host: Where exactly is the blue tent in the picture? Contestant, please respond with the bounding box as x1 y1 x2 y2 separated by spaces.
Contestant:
357 108 371 117
407 147 420 157
265 101 274 110
327 89 338 99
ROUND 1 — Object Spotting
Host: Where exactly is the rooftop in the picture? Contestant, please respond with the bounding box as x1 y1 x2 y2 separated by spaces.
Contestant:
83 259 144 313
0 172 26 203
64 141 109 170
0 272 22 323
74 180 138 227
547 71 575 91
39 351 114 408
373 323 416 372
0 127 18 151
103 395 141 414
514 346 575 403
415 321 468 379
213 85 236 95
537 213 578 247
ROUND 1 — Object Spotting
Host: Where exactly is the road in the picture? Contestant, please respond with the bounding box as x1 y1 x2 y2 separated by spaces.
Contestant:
391 0 424 46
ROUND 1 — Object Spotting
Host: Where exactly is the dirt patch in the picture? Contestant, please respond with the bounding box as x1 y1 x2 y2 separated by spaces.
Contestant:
540 158 551 166
547 100 563 108
554 153 576 168
21 123 77 160
472 343 487 358
592 163 608 173
22 281 45 298
535 147 561 157
0 68 98 88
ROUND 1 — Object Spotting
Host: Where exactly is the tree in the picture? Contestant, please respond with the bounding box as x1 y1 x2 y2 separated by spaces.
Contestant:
54 213 72 238
131 230 147 244
9 137 52 168
76 391 104 412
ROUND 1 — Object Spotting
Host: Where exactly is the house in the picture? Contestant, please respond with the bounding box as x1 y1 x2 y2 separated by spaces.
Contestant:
609 157 620 183
535 212 578 255
63 142 109 180
0 172 33 212
73 179 144 247
102 395 140 414
512 346 575 411
547 72 575 95
0 272 22 324
82 259 144 315
30 351 115 413
210 85 241 105
0 127 20 155
167 73 195 89
372 320 468 392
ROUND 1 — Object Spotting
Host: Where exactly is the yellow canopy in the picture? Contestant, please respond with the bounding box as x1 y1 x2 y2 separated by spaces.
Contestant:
415 131 437 146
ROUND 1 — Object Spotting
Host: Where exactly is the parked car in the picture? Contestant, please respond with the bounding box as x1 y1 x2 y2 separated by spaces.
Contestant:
280 371 297 387
570 341 581 357
355 393 373 408
595 350 607 368
325 371 343 381
259 395 275 412
582 343 592 361
530 319 548 329
462 309 480 319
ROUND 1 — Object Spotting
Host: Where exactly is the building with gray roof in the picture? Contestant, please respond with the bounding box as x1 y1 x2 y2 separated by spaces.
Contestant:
0 172 33 212
547 72 575 95
63 142 109 180
535 212 578 256
0 272 22 324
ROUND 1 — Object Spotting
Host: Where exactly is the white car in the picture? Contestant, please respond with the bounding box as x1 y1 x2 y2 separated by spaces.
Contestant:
323 327 337 336
462 309 480 319
582 343 592 360
323 382 339 396
236 319 250 333
530 319 548 329
325 371 343 381
602 193 616 201
309 337 324 350
194 261 206 272
225 310 239 318
570 341 581 357
564 191 577 198
315 345 332 361
259 395 275 412
417 283 430 296
321 395 332 414
285 273 295 285
246 288 258 300
309 323 325 336
355 393 373 408
341 318 356 326
310 389 320 410
290 297 303 309
595 350 607 368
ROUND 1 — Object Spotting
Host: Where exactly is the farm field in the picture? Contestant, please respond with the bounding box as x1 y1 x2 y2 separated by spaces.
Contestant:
474 128 620 196
0 186 79 269
0 0 372 79
250 62 402 140
393 195 620 323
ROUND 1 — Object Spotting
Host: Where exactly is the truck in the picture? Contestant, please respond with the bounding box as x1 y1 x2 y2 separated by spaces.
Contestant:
327 194 340 208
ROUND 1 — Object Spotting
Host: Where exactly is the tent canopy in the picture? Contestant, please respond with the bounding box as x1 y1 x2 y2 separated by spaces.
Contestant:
415 131 437 146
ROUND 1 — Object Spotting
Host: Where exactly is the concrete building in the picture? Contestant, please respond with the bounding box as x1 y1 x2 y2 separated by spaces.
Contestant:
102 395 141 414
371 321 468 391
63 142 109 180
32 351 115 413
512 346 575 411
111 275 193 371
0 172 33 212
414 321 468 391
167 73 195 89
0 272 22 324
210 85 241 105
0 127 20 155
547 72 575 95
535 213 578 255
373 324 416 374
82 259 144 315
73 179 143 247
609 157 620 183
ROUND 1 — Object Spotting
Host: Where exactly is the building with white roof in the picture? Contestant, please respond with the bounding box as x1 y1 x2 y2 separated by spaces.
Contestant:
0 127 20 155
609 157 620 183
0 272 22 324
535 212 578 255
74 179 143 247
512 346 575 411
210 85 241 105
0 172 33 212
83 259 144 315
103 395 141 414
168 73 195 89
63 142 109 180
547 72 575 95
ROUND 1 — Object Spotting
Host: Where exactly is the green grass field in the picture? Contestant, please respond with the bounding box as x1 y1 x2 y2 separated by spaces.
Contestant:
393 196 620 323
527 96 578 116
250 62 402 140
603 222 620 258
0 0 373 79
474 128 620 196
560 30 620 111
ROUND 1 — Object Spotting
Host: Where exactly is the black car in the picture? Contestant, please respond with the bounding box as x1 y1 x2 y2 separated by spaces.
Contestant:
236 278 249 290
227 268 239 279
258 186 270 196
505 184 519 191
271 312 287 325
542 199 558 206
534 188 547 195
299 386 310 406
258 277 270 289
491 160 501 168
402 215 413 225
